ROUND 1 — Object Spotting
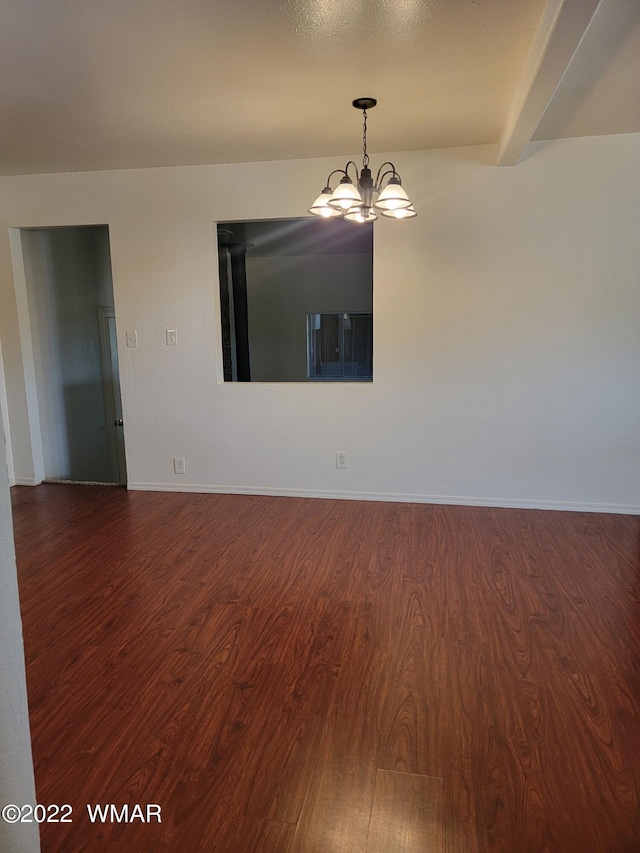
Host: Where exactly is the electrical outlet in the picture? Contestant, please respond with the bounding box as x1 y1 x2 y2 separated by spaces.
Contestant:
173 457 185 475
126 330 138 348
166 329 178 346
336 451 348 469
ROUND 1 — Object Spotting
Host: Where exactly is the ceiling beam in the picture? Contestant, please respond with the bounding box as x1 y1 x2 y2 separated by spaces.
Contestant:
497 0 603 166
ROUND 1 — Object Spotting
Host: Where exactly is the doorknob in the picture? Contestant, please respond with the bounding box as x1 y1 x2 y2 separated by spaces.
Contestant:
115 419 123 426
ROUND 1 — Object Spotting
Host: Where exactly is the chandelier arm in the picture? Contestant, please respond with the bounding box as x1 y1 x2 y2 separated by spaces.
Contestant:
343 161 360 183
374 162 398 187
324 168 349 188
375 169 399 191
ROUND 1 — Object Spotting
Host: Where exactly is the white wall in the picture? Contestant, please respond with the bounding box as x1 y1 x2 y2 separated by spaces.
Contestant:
0 402 40 853
0 134 639 511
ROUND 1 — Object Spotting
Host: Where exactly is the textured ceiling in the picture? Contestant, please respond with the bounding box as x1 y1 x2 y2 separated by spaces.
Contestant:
0 0 638 176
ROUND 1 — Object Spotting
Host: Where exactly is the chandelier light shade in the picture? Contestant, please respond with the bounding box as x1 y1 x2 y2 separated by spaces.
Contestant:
380 205 417 219
374 177 411 211
309 98 416 224
308 187 343 218
344 206 378 223
328 177 363 210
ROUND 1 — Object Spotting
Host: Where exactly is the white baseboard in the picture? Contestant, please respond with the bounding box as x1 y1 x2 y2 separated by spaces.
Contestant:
12 477 38 486
126 481 640 515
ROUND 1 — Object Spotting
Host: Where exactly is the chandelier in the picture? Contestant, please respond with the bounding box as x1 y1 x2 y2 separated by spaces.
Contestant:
309 98 416 223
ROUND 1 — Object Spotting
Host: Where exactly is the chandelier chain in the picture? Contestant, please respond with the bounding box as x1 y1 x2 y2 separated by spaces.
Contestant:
362 109 369 169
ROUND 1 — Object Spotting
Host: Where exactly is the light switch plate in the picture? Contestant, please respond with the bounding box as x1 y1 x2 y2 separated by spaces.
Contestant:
166 329 178 346
126 330 138 348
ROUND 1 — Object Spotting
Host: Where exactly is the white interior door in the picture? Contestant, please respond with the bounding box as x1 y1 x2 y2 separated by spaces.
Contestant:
98 307 127 484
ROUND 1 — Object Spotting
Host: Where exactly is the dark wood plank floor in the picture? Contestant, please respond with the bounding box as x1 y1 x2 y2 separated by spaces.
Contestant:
11 484 640 852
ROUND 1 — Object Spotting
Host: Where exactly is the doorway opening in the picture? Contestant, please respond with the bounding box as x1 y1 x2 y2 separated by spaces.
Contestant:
18 225 126 485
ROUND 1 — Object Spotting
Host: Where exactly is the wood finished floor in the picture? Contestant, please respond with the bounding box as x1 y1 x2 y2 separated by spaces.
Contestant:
11 484 640 852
